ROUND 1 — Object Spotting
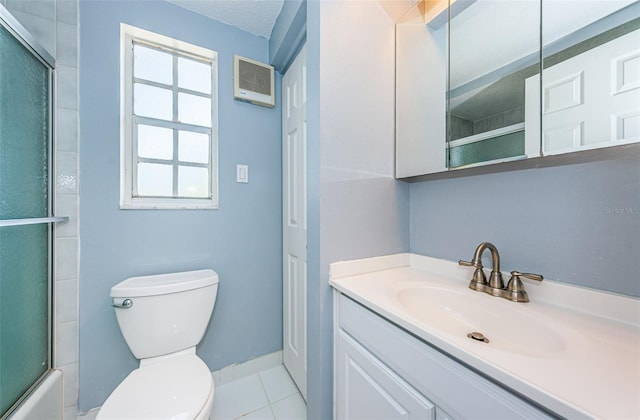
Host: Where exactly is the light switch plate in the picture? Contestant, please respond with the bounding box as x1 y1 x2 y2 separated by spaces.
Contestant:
237 164 249 183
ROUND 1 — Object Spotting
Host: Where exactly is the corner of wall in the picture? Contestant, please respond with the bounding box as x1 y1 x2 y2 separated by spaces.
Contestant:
268 0 306 72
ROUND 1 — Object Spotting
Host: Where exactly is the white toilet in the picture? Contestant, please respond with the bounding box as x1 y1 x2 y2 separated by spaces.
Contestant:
97 269 219 420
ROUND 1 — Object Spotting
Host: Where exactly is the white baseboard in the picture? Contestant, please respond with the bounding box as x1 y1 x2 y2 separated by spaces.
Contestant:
212 350 283 385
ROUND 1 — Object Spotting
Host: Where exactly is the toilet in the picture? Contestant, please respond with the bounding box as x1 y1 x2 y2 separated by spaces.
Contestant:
96 269 219 420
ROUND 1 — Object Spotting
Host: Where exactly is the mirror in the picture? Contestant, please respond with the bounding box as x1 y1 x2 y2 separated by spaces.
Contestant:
446 0 640 169
537 1 640 155
395 0 640 178
447 0 541 169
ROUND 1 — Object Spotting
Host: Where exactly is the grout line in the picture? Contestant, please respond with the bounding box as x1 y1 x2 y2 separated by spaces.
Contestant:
269 391 299 405
217 365 304 420
258 365 301 405
256 371 270 403
268 402 277 420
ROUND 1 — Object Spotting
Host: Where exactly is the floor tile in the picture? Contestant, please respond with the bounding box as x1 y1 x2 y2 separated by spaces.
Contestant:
238 406 275 420
211 374 269 420
271 393 306 420
258 365 299 404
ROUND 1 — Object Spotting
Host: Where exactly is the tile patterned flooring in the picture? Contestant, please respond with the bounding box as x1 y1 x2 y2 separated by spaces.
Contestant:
78 364 306 420
210 365 306 420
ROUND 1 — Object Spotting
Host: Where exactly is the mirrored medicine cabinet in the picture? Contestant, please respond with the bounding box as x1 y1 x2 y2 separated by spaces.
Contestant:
396 0 640 178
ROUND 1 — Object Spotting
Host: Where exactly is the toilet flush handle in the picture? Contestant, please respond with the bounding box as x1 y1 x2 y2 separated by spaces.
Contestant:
111 298 133 309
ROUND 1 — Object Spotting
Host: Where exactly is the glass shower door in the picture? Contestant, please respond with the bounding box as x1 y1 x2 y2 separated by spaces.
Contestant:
0 16 54 417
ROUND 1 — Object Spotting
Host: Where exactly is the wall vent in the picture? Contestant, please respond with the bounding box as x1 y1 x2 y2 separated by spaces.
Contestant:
233 55 275 108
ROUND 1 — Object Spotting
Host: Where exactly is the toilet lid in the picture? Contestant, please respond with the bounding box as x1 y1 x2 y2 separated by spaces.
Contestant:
98 355 213 420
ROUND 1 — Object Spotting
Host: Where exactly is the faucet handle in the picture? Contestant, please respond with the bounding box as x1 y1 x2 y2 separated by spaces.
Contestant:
510 271 543 282
504 271 543 302
458 259 480 268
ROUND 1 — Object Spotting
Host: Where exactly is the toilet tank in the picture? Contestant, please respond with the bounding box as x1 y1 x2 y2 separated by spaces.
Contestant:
111 269 219 360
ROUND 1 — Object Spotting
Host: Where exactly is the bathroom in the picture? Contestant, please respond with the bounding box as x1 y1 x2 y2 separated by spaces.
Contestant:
0 0 638 419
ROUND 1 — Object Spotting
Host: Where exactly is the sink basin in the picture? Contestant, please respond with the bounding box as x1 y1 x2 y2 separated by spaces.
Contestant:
396 286 567 357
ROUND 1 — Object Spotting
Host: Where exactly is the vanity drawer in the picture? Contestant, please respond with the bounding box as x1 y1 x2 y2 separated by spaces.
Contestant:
336 293 556 419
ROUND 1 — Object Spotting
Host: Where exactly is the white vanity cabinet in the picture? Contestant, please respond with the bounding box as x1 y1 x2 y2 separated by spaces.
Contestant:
336 330 435 419
334 292 556 420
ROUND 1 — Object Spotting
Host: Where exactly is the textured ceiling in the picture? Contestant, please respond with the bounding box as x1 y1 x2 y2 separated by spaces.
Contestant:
167 0 285 39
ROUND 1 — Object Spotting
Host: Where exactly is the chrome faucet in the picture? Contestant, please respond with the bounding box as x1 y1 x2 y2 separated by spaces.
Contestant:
459 242 543 302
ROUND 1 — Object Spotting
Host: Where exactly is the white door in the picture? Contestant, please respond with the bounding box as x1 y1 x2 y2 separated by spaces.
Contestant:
525 29 640 154
282 45 307 399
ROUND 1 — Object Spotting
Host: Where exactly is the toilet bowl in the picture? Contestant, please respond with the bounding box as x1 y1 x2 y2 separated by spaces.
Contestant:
96 269 219 420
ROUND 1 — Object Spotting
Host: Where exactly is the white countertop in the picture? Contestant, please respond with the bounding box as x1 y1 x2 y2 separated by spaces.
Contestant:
329 253 640 419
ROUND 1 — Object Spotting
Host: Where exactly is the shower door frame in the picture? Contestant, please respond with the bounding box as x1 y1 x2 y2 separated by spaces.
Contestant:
0 4 61 419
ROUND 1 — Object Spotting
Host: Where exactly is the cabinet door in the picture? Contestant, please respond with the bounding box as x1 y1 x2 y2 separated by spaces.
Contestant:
337 293 555 419
336 330 435 420
435 407 454 420
395 16 447 178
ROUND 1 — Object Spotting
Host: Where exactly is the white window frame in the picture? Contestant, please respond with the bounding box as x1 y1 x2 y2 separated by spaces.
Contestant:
120 23 219 209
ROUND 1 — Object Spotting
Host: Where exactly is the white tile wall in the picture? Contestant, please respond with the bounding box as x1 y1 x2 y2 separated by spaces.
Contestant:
55 21 77 67
56 65 79 110
56 0 77 26
56 151 79 195
53 1 80 416
55 279 78 323
59 362 79 408
56 108 79 152
55 195 79 237
4 1 81 419
55 321 79 367
6 0 56 19
55 237 78 280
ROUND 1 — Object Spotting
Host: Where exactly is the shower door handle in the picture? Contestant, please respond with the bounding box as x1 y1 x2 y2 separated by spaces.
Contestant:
111 299 133 309
0 216 69 227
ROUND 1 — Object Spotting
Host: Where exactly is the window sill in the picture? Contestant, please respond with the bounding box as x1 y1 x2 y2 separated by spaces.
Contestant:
120 197 218 210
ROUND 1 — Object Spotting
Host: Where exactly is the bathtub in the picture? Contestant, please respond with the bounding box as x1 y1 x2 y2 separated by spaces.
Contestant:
9 370 63 420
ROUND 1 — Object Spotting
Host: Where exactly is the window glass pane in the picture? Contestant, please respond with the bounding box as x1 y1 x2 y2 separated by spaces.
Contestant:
134 83 172 121
137 162 173 196
178 131 209 164
134 44 172 85
178 93 211 127
178 57 211 93
138 125 173 160
178 166 209 198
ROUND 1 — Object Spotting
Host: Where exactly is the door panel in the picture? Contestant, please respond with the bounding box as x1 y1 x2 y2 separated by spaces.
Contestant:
283 45 307 399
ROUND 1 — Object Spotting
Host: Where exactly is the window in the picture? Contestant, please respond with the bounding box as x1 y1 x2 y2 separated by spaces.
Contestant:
120 24 218 209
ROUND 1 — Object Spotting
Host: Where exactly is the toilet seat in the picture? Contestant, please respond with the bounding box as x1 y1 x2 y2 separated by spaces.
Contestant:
97 354 213 420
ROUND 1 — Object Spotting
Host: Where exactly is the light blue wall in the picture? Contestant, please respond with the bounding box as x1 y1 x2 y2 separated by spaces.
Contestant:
269 0 306 72
306 2 410 418
410 148 640 297
79 0 282 411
